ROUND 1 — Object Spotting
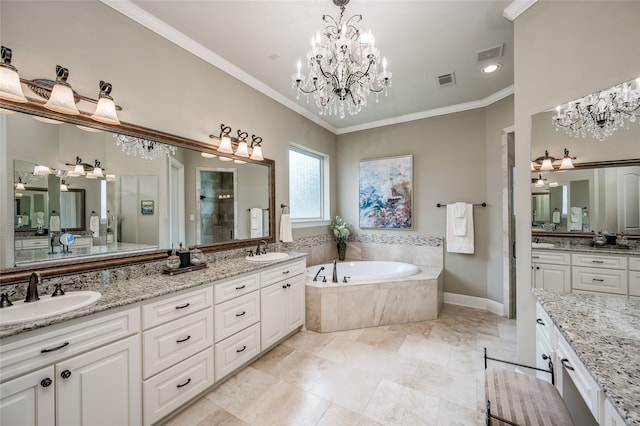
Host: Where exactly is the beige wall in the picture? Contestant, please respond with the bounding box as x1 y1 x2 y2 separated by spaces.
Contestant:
514 1 640 363
336 95 514 301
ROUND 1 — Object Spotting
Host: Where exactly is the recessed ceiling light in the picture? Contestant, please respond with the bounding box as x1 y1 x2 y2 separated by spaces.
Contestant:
482 64 501 74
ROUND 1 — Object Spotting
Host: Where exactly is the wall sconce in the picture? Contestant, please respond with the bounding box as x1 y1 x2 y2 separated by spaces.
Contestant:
14 177 26 191
60 180 69 192
0 46 27 103
532 148 576 171
0 46 122 125
209 124 265 162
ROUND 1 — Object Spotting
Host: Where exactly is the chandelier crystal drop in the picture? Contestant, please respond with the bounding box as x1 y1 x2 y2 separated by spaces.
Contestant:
552 78 640 141
292 0 392 119
114 134 176 161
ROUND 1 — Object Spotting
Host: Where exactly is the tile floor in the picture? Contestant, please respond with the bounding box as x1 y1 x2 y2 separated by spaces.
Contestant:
162 304 517 426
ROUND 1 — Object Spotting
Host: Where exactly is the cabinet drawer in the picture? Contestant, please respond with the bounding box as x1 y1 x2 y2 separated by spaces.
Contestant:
0 307 139 383
143 348 214 426
571 253 627 270
142 286 213 330
214 323 260 381
535 303 554 344
572 266 627 295
629 270 640 297
143 309 213 379
20 238 49 249
260 260 306 287
629 257 640 271
214 291 260 342
535 331 553 384
603 397 627 426
556 334 600 420
214 274 260 304
531 250 570 265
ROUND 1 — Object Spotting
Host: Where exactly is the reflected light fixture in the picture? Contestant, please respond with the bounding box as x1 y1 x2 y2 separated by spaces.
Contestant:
532 149 576 171
553 77 640 141
201 152 217 159
534 174 545 187
44 65 80 115
292 0 392 118
90 80 120 125
60 180 69 192
106 174 116 182
86 160 103 179
72 156 86 176
33 164 52 176
114 134 176 161
559 148 575 169
0 46 27 103
15 177 26 191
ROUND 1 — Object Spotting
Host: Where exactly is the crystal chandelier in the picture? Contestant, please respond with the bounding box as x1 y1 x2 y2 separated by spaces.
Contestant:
553 78 640 141
291 0 392 118
114 134 176 161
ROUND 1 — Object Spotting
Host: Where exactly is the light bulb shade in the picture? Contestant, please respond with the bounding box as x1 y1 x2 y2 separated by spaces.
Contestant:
92 166 103 178
15 181 25 191
33 165 51 175
217 136 234 154
85 173 97 179
0 65 27 103
540 158 554 171
73 164 86 176
201 152 216 159
44 83 79 115
235 141 249 157
535 178 545 187
249 145 264 161
530 161 536 171
91 96 120 125
60 181 68 192
560 157 574 169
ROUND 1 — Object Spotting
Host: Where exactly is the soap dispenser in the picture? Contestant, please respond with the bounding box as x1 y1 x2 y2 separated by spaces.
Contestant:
177 243 191 268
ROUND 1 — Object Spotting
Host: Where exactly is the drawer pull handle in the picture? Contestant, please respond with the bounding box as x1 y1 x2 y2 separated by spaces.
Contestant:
235 311 246 317
561 358 574 371
235 285 246 290
536 318 545 326
40 378 53 388
283 284 287 289
176 378 191 388
591 260 604 264
236 345 247 353
592 278 605 282
176 335 191 343
541 354 549 361
286 283 291 287
41 342 70 353
175 303 190 310
532 256 540 259
282 270 290 275
60 370 72 379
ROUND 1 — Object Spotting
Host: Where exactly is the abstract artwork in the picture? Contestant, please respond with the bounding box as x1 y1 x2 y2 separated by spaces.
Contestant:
359 155 413 229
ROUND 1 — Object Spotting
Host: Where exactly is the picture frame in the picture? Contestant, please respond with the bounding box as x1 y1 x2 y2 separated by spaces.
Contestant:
141 200 154 215
359 155 413 229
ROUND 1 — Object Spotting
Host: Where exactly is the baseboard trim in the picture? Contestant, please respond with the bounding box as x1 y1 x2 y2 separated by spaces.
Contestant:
444 292 504 316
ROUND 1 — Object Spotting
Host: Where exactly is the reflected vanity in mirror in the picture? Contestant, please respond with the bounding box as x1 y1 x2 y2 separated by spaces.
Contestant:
1 99 275 283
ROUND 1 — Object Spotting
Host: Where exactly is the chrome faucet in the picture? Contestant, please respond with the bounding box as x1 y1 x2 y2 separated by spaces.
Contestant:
255 240 267 256
25 272 41 302
332 259 338 283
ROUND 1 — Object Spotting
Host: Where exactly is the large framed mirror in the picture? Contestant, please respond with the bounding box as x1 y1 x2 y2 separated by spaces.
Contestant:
530 78 640 238
1 99 275 283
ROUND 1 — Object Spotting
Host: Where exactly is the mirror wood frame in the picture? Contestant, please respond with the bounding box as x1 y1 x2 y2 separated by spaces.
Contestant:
0 99 276 284
14 187 86 232
531 158 640 239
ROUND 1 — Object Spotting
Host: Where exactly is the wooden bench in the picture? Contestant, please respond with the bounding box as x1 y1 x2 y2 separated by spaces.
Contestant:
484 348 574 426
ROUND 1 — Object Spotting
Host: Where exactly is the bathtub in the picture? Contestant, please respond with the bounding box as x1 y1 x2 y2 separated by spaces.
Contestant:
305 261 443 333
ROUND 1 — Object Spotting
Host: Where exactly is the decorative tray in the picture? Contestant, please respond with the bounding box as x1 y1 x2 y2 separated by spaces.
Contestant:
162 263 207 275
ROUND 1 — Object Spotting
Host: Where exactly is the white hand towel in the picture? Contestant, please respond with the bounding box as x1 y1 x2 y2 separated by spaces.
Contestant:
446 203 474 254
90 215 100 237
49 215 60 232
452 202 467 236
250 208 263 238
36 211 45 227
568 206 582 231
279 213 293 243
552 210 560 224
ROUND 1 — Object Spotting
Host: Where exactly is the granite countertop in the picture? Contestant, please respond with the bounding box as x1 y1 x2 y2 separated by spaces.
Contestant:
0 252 307 339
533 289 640 425
531 243 640 256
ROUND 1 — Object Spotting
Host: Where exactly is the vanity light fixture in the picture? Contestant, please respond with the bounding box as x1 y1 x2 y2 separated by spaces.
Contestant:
559 148 575 169
532 148 576 171
249 135 264 161
235 131 250 158
0 46 27 103
14 177 26 191
534 174 545 187
44 65 80 115
71 156 86 176
60 180 69 192
217 125 234 154
90 81 120 125
33 164 52 176
209 124 265 162
86 160 104 179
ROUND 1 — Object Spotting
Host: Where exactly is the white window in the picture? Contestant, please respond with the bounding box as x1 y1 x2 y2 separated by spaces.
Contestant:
288 144 329 225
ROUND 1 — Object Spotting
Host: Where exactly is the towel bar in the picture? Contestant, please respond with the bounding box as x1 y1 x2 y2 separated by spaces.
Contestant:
436 202 486 208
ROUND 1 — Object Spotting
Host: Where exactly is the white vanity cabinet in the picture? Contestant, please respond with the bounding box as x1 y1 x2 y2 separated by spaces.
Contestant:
629 257 640 297
0 306 141 426
141 285 214 426
572 253 628 295
532 250 571 292
260 260 306 350
534 303 555 383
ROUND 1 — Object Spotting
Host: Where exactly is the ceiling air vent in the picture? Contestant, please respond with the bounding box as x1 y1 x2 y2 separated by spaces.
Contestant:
437 72 456 87
476 44 504 63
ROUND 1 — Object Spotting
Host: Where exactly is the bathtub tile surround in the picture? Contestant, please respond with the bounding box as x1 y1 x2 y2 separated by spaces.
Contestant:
163 304 516 426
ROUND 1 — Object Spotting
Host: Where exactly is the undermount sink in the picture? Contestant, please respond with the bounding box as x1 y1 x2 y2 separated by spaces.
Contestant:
0 291 101 326
245 252 289 262
532 242 555 249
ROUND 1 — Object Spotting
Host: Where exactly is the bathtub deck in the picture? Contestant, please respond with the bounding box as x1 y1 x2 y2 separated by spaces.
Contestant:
305 267 443 333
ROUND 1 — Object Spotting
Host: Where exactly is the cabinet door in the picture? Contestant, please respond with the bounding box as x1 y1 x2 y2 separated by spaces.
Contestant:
534 263 570 292
57 335 141 426
285 275 305 333
260 283 286 350
0 366 55 426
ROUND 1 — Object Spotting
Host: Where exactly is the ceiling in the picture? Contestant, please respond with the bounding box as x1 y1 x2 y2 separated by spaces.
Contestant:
102 0 517 134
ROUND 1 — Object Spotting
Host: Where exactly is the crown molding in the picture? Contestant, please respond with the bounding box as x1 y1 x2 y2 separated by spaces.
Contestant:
503 0 538 21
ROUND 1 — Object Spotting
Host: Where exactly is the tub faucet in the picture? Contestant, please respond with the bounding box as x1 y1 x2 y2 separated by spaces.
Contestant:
332 259 338 283
313 266 325 282
25 272 41 302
